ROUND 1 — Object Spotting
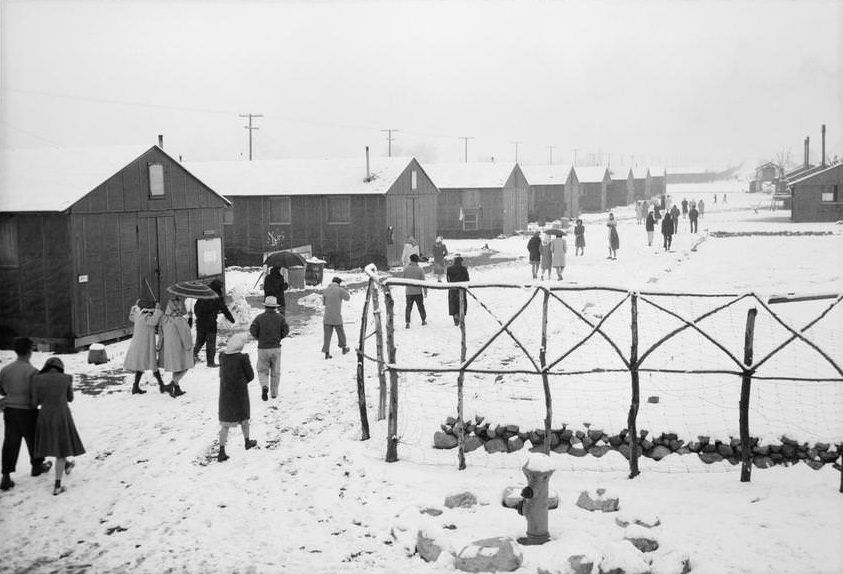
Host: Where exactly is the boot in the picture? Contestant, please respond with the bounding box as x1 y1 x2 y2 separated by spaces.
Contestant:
207 351 218 368
154 371 168 394
0 474 14 491
169 383 185 398
217 445 229 462
245 439 257 450
131 372 146 394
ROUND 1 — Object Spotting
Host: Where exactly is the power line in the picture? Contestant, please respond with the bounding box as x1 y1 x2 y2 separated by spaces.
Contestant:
239 113 263 161
381 128 399 157
460 136 474 163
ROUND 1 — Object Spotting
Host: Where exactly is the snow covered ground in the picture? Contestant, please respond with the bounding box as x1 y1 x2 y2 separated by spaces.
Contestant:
1 183 842 574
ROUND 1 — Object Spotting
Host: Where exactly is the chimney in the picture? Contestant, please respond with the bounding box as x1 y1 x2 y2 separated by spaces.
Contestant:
821 124 826 167
805 136 810 169
365 146 370 181
158 134 164 149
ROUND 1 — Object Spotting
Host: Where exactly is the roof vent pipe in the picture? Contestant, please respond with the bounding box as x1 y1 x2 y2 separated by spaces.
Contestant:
821 124 826 168
805 136 810 169
365 146 370 181
158 134 164 149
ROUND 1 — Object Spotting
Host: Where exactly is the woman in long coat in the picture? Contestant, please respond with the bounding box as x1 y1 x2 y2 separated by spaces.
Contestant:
446 255 470 326
158 296 194 398
217 334 257 462
431 237 448 282
550 232 567 280
607 213 620 259
32 357 84 496
124 299 166 395
539 235 553 280
645 210 656 246
574 219 585 256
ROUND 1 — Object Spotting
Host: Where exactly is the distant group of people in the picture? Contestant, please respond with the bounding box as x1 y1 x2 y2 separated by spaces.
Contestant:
1 337 85 495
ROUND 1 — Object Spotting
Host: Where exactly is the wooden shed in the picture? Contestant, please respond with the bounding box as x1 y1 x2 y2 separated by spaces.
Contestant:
521 164 579 223
575 166 611 212
0 144 229 350
426 162 529 238
631 167 651 200
186 156 437 268
789 163 843 222
607 167 634 209
649 167 666 200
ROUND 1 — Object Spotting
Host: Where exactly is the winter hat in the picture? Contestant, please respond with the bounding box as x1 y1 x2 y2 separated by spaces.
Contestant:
263 296 279 308
332 276 343 284
209 279 224 294
224 333 248 355
40 356 64 373
409 253 420 263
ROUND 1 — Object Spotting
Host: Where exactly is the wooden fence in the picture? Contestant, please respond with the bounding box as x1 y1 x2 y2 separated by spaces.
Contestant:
354 265 843 490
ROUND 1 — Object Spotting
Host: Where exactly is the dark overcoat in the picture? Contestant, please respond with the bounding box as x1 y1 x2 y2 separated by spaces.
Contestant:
446 262 470 317
218 352 255 423
32 372 85 458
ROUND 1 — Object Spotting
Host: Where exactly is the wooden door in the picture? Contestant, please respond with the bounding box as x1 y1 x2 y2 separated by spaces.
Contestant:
138 215 176 303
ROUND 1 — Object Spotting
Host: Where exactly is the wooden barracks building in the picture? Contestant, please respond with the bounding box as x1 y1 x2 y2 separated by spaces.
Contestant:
0 142 229 349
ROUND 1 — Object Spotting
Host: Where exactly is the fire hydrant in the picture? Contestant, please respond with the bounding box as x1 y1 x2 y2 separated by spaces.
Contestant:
501 453 558 545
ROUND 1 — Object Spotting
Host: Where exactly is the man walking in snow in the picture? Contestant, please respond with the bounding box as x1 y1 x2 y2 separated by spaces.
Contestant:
689 204 699 233
661 210 675 251
322 277 350 359
1 337 51 491
403 253 427 328
249 296 290 401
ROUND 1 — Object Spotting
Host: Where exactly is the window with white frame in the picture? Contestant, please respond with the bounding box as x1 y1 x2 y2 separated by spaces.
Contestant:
148 163 165 197
821 185 839 202
327 197 351 224
411 170 418 190
269 197 291 224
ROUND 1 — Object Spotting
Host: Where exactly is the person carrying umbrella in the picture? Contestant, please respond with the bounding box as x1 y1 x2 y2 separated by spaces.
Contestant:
158 296 194 398
263 266 289 314
193 279 235 368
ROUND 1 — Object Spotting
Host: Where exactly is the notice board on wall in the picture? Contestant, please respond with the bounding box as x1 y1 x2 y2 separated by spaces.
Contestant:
197 237 223 277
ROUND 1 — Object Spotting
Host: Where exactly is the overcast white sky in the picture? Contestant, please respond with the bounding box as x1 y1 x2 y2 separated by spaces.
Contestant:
1 0 840 169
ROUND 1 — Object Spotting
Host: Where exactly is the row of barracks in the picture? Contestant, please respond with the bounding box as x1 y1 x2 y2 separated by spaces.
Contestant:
0 140 665 349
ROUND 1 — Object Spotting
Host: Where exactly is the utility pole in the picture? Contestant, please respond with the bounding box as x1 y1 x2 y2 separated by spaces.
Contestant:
460 136 474 163
547 145 556 165
571 148 580 166
381 129 399 157
239 113 263 161
512 141 521 163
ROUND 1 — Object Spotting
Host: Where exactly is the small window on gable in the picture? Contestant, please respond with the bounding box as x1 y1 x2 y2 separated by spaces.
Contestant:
411 170 418 190
0 217 19 267
269 197 291 224
821 185 838 202
327 197 351 224
148 163 165 197
223 205 234 225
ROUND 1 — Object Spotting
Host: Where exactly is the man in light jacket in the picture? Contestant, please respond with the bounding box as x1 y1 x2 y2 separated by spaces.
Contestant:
249 296 290 401
322 277 351 359
402 253 427 328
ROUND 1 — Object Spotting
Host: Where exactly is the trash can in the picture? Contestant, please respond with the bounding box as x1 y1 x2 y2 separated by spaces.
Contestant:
305 261 325 286
287 265 305 289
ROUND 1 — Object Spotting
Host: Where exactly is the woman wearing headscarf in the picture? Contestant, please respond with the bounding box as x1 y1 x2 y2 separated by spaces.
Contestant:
158 296 194 398
446 255 470 326
216 333 257 462
31 357 85 496
124 299 166 395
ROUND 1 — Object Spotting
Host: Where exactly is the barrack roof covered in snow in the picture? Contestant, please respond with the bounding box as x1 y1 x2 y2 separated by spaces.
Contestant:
0 144 151 212
519 164 573 186
631 167 650 179
574 166 610 183
424 162 518 189
609 167 633 181
184 156 417 196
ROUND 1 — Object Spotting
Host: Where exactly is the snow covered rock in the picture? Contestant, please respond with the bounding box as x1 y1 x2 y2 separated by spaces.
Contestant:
445 491 478 509
464 435 484 452
649 445 672 460
598 540 650 574
417 527 449 562
485 438 507 453
533 537 599 574
434 431 458 449
576 487 619 512
623 524 659 552
614 510 661 528
650 550 692 574
454 537 523 573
